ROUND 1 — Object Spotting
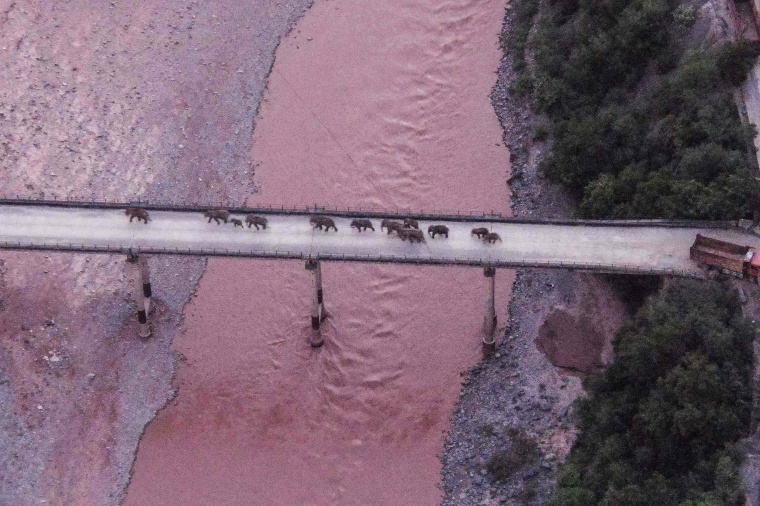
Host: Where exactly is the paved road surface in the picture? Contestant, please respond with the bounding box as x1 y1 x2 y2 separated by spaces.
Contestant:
0 205 757 276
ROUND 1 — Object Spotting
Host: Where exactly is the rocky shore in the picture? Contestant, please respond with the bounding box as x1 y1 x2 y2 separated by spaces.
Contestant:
440 6 629 505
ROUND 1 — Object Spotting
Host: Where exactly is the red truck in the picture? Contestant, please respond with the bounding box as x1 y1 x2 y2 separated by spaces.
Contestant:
690 234 760 281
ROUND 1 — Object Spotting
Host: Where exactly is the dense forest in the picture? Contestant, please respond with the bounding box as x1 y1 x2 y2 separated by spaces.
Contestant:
548 281 754 505
516 0 760 219
505 0 760 504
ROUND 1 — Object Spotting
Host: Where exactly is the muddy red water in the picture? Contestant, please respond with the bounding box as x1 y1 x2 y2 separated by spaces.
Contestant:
126 0 511 504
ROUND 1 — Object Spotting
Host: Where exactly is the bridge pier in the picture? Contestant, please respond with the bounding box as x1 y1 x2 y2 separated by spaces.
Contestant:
127 253 151 338
483 266 497 351
139 255 152 314
305 259 325 348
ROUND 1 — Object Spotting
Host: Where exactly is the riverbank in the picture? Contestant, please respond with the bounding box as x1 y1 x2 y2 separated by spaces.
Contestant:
440 6 630 505
0 2 312 504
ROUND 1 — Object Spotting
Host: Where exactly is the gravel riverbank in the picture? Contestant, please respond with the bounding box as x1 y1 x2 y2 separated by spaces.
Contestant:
440 6 630 505
0 2 312 504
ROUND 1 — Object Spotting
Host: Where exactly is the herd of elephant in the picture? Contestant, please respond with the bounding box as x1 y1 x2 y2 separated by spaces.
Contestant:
124 207 502 244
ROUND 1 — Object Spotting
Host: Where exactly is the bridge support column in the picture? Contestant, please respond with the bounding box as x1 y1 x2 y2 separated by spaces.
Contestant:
483 266 497 351
139 255 152 314
305 259 325 348
128 253 151 338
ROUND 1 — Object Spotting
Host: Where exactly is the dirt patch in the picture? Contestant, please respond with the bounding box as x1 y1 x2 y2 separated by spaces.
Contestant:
536 308 606 375
535 274 629 375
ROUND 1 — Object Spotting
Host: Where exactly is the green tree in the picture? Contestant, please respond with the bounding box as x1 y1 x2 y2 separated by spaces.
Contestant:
529 0 758 220
717 40 760 86
548 281 754 505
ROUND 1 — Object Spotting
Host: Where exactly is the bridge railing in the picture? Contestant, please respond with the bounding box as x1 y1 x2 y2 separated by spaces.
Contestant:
0 196 738 229
0 240 699 278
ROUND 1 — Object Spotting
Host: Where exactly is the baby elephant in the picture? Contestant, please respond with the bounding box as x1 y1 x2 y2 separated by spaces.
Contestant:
245 215 268 230
403 218 419 229
204 209 230 224
350 219 375 232
471 227 489 239
381 219 404 235
398 228 425 243
125 207 150 224
427 225 449 238
483 232 502 244
230 218 244 228
310 215 338 232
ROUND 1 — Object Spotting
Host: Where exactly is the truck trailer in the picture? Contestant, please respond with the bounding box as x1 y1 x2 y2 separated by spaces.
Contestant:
690 234 760 281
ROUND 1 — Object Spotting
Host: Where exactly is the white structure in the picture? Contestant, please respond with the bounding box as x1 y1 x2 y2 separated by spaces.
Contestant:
1 202 758 341
483 266 497 349
305 259 325 348
0 204 755 276
127 253 151 338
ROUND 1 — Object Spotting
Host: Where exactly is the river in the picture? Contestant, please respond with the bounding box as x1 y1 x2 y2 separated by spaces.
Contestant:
125 0 510 504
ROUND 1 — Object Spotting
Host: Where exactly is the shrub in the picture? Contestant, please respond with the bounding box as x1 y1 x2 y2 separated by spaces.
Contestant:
533 124 549 141
487 428 541 483
673 5 697 29
717 40 760 86
510 74 535 97
515 481 539 503
478 423 497 438
502 0 539 75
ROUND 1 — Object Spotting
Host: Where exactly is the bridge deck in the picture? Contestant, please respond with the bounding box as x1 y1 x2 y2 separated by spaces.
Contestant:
0 204 758 276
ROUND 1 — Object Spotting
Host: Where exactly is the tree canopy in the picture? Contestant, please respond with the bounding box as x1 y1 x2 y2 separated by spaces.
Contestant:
528 0 760 219
549 280 754 505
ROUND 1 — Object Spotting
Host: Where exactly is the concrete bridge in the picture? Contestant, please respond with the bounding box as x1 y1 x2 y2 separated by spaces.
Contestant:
0 199 757 346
